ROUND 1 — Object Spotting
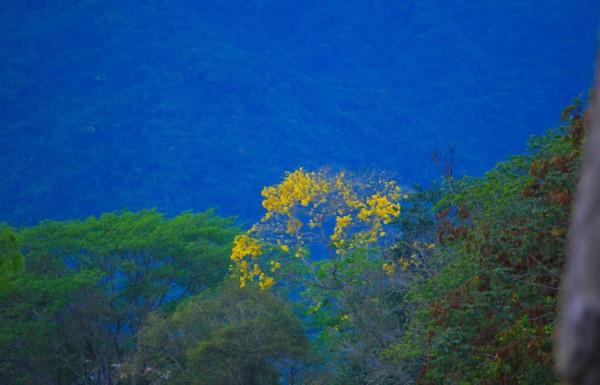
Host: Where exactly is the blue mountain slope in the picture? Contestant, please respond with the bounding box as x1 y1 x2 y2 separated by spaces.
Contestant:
0 0 598 224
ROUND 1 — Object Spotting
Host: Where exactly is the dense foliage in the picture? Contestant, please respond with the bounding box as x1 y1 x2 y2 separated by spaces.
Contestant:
231 167 403 289
1 0 596 225
0 227 24 290
127 281 311 385
229 101 586 384
393 101 586 384
0 209 239 384
0 100 588 384
437 103 578 384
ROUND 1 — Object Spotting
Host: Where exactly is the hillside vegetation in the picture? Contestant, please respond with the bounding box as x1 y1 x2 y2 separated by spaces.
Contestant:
0 100 586 384
1 0 595 224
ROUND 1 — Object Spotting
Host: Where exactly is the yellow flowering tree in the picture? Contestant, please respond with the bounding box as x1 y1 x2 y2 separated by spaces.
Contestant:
230 167 404 289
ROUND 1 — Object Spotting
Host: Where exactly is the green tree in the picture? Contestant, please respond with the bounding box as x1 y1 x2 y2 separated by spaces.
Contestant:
0 209 238 385
311 186 445 385
127 280 312 385
0 227 24 290
413 101 586 384
0 267 106 385
230 168 415 384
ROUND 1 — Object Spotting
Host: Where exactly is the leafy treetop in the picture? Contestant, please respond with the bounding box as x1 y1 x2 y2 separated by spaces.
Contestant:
0 227 24 290
230 167 404 290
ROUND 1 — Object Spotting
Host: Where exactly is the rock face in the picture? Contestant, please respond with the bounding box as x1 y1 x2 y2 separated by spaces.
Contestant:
557 56 600 385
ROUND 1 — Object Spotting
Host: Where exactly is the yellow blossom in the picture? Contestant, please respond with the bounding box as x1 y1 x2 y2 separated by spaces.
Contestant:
231 167 403 289
308 302 322 314
270 260 281 273
258 273 275 290
399 258 411 271
383 262 395 276
231 234 262 263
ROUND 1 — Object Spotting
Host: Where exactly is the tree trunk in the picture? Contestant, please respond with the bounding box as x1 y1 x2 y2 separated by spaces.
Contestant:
556 53 600 385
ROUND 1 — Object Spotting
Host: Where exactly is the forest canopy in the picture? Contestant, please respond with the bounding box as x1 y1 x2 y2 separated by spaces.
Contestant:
0 99 588 384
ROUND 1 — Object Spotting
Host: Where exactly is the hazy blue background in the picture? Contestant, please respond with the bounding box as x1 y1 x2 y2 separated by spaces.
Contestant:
1 0 598 225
